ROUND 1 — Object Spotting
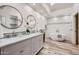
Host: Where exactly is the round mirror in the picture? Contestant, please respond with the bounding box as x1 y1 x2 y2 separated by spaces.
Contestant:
0 5 23 29
26 15 36 29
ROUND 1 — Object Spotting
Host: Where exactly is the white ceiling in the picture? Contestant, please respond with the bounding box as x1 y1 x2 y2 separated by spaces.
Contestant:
26 3 74 19
48 3 74 11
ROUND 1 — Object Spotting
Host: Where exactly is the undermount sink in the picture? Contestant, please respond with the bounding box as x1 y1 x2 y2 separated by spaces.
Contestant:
0 31 38 39
3 33 17 38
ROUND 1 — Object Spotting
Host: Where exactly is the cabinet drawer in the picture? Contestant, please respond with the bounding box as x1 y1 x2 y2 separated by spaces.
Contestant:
20 45 32 55
2 39 32 55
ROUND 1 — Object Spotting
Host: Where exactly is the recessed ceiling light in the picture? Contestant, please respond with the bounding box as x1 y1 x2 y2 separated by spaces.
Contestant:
33 3 36 5
50 3 54 6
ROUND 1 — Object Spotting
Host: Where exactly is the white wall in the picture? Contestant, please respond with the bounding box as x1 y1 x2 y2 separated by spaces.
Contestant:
0 3 27 37
46 6 77 44
0 3 46 38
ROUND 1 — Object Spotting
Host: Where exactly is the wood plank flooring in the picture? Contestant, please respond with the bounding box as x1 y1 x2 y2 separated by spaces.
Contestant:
38 39 79 55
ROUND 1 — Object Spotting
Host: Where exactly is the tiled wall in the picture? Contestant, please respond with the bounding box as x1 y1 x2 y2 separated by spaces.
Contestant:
46 7 76 44
0 3 46 38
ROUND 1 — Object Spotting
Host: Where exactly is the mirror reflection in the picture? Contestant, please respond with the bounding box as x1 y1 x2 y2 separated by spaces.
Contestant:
0 5 23 29
26 15 36 29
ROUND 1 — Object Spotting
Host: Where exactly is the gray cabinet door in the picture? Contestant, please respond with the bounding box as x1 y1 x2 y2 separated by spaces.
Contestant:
39 35 43 49
32 37 39 54
2 39 32 55
1 34 43 55
32 35 43 54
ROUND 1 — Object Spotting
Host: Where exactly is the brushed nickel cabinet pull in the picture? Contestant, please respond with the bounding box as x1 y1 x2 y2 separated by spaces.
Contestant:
20 50 24 53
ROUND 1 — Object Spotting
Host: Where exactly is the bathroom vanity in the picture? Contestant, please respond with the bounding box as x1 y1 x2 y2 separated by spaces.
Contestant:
0 4 44 55
0 32 43 55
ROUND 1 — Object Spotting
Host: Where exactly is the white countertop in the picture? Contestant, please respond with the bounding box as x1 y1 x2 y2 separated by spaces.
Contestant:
0 32 42 48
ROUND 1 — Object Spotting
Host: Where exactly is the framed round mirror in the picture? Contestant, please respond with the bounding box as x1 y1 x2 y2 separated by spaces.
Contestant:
0 5 23 29
26 15 36 29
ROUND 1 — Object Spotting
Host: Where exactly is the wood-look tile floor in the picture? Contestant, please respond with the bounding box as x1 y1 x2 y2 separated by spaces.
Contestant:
38 39 79 55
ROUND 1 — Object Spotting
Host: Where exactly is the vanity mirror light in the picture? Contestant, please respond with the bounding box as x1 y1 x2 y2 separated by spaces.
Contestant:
0 5 23 29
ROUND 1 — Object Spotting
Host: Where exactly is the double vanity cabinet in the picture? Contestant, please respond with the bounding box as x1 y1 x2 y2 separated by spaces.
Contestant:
0 33 43 55
0 5 44 55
